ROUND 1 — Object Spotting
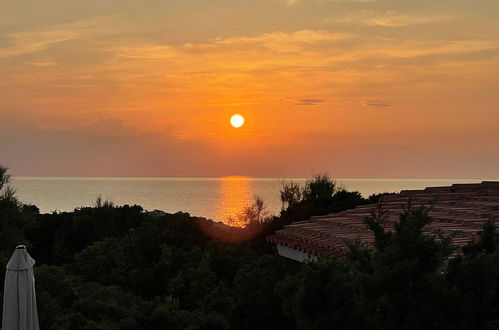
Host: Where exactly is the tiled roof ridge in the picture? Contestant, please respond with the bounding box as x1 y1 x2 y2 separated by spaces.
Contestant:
269 181 499 260
399 180 499 195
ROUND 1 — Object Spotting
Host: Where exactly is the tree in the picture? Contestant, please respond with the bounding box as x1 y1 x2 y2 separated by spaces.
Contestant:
0 165 17 202
277 259 363 330
462 217 498 254
0 165 10 191
357 204 454 329
242 195 270 225
278 174 368 229
232 255 297 329
0 165 36 259
280 181 303 210
445 219 499 328
228 195 270 229
364 203 392 252
303 174 336 204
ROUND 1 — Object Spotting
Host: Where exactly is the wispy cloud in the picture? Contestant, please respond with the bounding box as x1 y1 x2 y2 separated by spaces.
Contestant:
298 99 324 106
334 10 453 27
287 0 379 6
362 100 391 107
206 30 352 53
115 45 177 60
0 29 81 58
110 29 352 60
0 15 122 59
26 58 59 67
214 30 350 45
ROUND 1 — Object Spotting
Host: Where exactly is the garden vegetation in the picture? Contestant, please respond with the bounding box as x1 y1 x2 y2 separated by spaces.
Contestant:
0 166 498 329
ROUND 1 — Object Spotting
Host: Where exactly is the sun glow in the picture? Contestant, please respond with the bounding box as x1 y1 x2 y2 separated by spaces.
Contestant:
230 114 245 128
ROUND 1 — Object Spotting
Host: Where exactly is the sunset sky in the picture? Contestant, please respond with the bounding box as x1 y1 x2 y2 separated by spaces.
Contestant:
1 0 498 178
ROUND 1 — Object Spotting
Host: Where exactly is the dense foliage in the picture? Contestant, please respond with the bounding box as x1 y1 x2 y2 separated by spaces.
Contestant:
1 167 499 329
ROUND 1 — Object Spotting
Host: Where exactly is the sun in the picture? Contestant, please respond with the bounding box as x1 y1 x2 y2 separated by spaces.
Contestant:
230 114 245 128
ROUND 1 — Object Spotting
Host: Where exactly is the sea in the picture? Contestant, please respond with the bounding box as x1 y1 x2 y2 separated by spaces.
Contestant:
10 177 486 223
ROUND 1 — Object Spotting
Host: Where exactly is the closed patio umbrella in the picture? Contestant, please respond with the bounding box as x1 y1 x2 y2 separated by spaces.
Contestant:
2 245 39 330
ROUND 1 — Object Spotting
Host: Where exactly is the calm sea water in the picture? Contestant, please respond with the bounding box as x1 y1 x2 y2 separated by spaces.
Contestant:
10 177 484 223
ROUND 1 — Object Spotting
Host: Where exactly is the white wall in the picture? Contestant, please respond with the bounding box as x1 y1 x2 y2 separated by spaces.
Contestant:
276 244 318 263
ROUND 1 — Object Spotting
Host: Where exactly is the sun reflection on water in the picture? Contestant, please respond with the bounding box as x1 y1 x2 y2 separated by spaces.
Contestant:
215 176 253 225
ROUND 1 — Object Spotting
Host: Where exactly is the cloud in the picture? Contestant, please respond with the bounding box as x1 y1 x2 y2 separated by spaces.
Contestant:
109 29 352 62
107 27 498 76
334 10 453 27
115 45 176 60
214 29 350 45
362 100 391 107
298 99 324 106
0 15 122 59
26 59 59 67
0 29 81 58
287 0 378 5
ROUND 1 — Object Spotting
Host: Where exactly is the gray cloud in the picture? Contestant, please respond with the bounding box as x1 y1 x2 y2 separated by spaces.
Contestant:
298 99 324 106
363 100 391 107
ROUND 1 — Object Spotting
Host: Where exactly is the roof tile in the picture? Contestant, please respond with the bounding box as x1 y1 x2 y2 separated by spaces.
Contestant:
268 181 499 259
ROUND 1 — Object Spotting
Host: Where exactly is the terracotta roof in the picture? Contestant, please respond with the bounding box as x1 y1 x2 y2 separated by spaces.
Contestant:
268 181 499 259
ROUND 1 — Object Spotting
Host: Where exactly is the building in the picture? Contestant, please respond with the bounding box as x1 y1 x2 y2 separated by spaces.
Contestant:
268 181 499 262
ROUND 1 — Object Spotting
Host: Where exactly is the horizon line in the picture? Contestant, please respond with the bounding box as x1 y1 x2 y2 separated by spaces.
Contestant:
11 175 496 182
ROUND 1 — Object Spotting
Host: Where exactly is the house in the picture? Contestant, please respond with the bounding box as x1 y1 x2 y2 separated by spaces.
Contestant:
268 181 499 262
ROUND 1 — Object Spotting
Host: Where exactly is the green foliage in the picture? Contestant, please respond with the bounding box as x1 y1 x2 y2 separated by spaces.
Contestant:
445 217 499 329
356 205 455 329
280 181 302 210
232 255 297 329
367 192 396 204
277 174 370 231
95 195 115 208
278 260 363 330
0 165 10 191
1 165 499 329
0 199 36 253
30 204 146 264
303 174 336 204
0 166 37 282
280 173 338 209
35 265 74 328
364 204 392 251
229 195 270 228
58 281 150 329
462 217 498 254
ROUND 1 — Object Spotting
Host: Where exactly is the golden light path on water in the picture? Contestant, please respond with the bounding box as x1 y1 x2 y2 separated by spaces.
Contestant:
215 176 253 226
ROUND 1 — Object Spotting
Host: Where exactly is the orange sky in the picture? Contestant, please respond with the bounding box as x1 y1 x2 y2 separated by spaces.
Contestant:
1 0 498 178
